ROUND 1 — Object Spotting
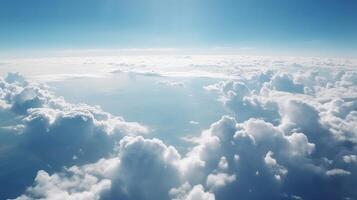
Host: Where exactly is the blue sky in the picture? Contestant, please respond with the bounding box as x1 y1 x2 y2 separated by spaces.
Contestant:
0 0 357 56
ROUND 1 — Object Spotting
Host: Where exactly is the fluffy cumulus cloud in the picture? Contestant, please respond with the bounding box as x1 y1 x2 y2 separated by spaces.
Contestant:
169 183 215 200
15 169 112 200
16 112 355 200
14 113 356 200
15 136 181 200
202 67 357 199
2 55 357 200
0 73 148 198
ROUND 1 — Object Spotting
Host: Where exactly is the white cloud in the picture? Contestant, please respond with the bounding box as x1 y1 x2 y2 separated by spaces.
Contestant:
189 121 199 125
156 80 185 87
15 170 111 200
170 183 215 200
268 73 305 94
111 136 182 199
200 65 357 199
2 55 356 81
326 169 351 176
206 173 236 191
0 73 148 198
3 54 357 200
15 136 183 200
218 156 228 170
343 155 357 164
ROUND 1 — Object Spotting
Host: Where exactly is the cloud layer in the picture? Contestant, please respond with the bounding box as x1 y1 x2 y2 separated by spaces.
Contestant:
0 73 148 198
0 54 356 200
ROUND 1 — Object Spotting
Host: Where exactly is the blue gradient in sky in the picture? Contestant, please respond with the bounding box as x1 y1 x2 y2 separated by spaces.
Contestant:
0 0 356 54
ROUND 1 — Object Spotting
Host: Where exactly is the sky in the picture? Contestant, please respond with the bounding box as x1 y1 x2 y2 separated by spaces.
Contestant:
1 0 357 56
0 1 357 198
